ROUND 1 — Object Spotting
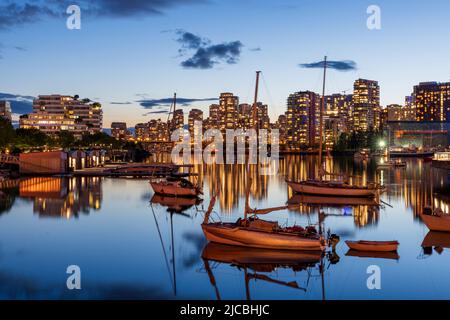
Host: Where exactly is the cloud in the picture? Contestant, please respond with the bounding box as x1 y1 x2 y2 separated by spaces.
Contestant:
137 97 217 108
174 30 243 69
249 47 262 52
300 60 357 71
0 1 206 30
14 46 27 51
143 110 169 116
110 101 132 105
0 93 34 114
0 2 58 30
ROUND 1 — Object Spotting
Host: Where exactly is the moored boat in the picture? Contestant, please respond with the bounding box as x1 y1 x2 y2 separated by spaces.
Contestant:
286 180 380 198
150 177 202 197
345 240 399 252
420 206 450 232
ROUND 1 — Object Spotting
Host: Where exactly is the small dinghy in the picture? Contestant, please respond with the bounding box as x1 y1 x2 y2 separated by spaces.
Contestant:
345 240 399 252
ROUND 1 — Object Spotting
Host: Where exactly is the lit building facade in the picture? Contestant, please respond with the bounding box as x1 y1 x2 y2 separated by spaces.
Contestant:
111 122 128 140
0 101 12 121
220 93 239 131
352 79 380 131
20 95 102 138
286 91 320 150
188 109 203 136
412 82 450 122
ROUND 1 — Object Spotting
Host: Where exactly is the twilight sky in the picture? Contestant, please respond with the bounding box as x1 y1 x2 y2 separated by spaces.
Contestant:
1 0 450 127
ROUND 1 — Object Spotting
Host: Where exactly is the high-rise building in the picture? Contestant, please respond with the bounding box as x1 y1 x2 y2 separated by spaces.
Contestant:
238 103 252 130
254 102 270 130
0 101 12 121
286 91 320 150
135 123 149 141
219 93 238 131
403 96 416 121
111 122 128 140
188 109 203 137
325 94 353 134
412 82 450 122
352 79 380 131
170 109 184 132
20 95 102 138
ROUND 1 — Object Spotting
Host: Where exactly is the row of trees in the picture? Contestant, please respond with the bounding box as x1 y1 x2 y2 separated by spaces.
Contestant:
333 130 384 153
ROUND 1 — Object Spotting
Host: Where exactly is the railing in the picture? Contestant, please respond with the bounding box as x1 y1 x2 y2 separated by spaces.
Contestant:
0 154 19 165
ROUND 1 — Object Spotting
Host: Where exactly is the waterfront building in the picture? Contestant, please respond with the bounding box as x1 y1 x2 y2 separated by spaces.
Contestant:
412 82 450 122
325 94 353 134
0 101 12 121
352 79 380 131
286 91 320 150
135 122 150 141
238 103 252 130
148 119 170 142
170 109 184 132
387 121 450 149
220 93 239 131
387 104 403 121
188 109 203 136
111 122 128 140
404 96 416 121
20 95 102 138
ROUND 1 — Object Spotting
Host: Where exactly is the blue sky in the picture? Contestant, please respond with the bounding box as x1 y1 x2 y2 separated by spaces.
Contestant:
1 0 450 127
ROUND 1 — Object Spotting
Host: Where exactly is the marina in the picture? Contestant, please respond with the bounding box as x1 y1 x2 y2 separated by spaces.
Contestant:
0 156 449 299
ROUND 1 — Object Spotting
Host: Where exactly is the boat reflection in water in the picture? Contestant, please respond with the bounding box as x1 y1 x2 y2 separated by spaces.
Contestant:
421 231 450 256
345 249 400 260
201 242 329 300
150 194 202 214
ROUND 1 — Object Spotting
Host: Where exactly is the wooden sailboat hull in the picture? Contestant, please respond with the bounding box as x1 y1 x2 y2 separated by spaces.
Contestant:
420 214 450 232
150 182 198 197
202 223 325 251
345 240 399 252
286 181 378 198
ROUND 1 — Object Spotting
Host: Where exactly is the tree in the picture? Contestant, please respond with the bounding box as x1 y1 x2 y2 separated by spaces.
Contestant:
57 131 76 149
0 117 15 151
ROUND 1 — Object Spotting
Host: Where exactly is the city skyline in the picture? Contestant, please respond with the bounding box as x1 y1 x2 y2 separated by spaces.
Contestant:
2 0 450 126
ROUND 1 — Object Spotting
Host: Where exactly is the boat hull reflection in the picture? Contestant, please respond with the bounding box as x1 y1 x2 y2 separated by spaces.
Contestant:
202 242 322 269
345 249 400 260
151 194 201 213
288 194 380 207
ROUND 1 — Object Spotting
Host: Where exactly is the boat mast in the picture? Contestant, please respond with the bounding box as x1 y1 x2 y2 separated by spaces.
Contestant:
318 56 327 180
245 71 261 222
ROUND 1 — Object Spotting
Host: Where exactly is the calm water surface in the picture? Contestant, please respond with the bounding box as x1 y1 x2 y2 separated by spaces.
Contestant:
0 156 449 300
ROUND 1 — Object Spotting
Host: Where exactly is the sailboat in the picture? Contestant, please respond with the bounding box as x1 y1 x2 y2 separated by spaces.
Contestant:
286 56 382 198
149 93 203 197
201 71 326 252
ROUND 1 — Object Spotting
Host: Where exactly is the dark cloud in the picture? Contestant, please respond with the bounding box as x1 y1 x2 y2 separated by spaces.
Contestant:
249 47 262 52
143 110 169 116
137 97 217 108
0 2 58 30
0 0 206 30
174 30 243 69
181 41 243 69
0 93 34 114
110 101 132 105
300 60 357 71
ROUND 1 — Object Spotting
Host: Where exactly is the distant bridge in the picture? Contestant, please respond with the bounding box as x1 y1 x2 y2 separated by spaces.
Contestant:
0 154 19 165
